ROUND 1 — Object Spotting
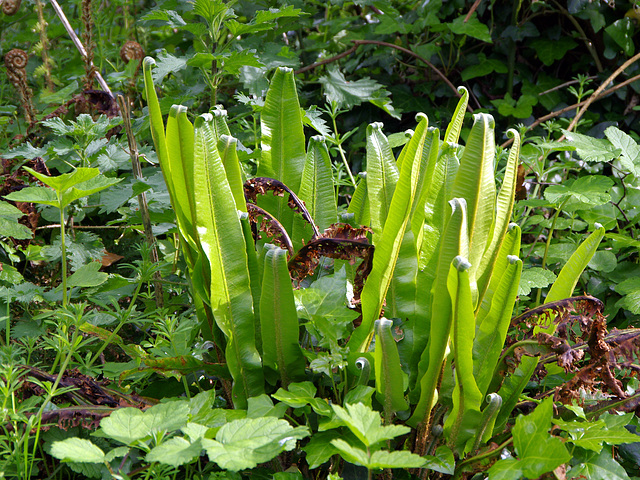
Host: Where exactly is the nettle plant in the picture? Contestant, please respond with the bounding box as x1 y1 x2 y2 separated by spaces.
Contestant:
48 63 640 479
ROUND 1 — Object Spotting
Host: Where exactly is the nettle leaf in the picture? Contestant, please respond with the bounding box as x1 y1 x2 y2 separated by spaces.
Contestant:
544 175 613 209
140 9 187 28
530 37 578 65
448 14 492 43
303 106 331 137
50 438 105 463
152 52 188 84
7 141 46 159
319 67 383 109
518 267 557 296
202 417 309 471
561 130 621 163
146 437 203 467
605 126 640 175
67 262 108 288
331 403 409 447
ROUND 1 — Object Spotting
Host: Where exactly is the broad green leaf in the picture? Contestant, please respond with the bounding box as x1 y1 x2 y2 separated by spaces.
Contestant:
518 267 557 296
66 262 108 287
605 17 635 56
491 355 537 434
449 14 492 43
4 186 57 207
0 201 35 239
347 173 370 226
50 438 105 463
569 446 631 480
271 381 331 416
424 446 456 475
473 256 522 397
303 431 340 468
193 114 264 407
487 458 523 480
374 318 409 414
544 175 613 210
146 437 202 467
553 419 640 452
461 55 507 82
588 249 617 273
366 122 399 239
319 67 384 109
331 439 427 469
203 417 309 471
530 37 577 65
450 113 496 298
23 166 98 193
561 129 621 163
246 394 288 419
349 114 430 354
605 125 640 175
331 403 409 447
511 397 571 478
260 245 306 386
152 51 188 84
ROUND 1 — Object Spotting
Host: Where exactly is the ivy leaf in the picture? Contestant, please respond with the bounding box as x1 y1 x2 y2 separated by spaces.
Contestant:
448 14 492 43
319 67 384 109
424 446 455 475
569 446 631 480
146 437 202 467
202 417 309 471
50 438 105 463
561 130 621 163
530 37 578 65
331 403 409 447
605 18 635 56
461 54 507 81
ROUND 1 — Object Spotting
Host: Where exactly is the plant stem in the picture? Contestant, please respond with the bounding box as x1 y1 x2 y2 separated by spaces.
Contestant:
59 204 68 307
535 197 568 305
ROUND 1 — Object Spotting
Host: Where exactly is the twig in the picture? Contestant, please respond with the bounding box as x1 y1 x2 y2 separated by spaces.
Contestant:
295 45 358 75
464 0 483 22
563 51 640 136
538 76 597 96
500 72 640 148
48 0 112 96
117 95 164 309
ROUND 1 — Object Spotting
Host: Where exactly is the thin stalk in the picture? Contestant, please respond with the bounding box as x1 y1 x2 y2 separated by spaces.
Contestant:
331 115 357 188
535 197 569 305
59 205 68 307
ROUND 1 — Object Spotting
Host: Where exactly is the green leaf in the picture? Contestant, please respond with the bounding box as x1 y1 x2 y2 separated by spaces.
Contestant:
449 14 492 43
424 446 456 475
461 54 507 81
0 201 33 239
331 403 409 447
569 446 631 480
272 381 331 416
605 126 640 175
4 186 58 207
530 37 578 65
50 438 105 463
331 439 427 469
544 175 613 209
303 431 341 468
66 262 108 288
259 245 306 386
561 130 621 163
588 250 617 273
553 419 640 452
152 52 188 84
374 318 409 413
518 267 557 296
146 437 202 467
203 417 309 471
488 458 523 480
221 50 265 76
319 67 384 109
605 18 635 56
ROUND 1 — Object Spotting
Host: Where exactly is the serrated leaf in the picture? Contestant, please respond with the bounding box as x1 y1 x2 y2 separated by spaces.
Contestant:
331 403 409 447
561 130 621 163
146 437 202 467
518 267 557 295
605 126 640 175
221 50 265 76
331 440 426 469
303 106 331 137
50 438 105 463
554 419 640 452
152 52 188 84
203 417 309 471
544 175 613 209
319 67 383 109
0 201 33 239
4 186 57 207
